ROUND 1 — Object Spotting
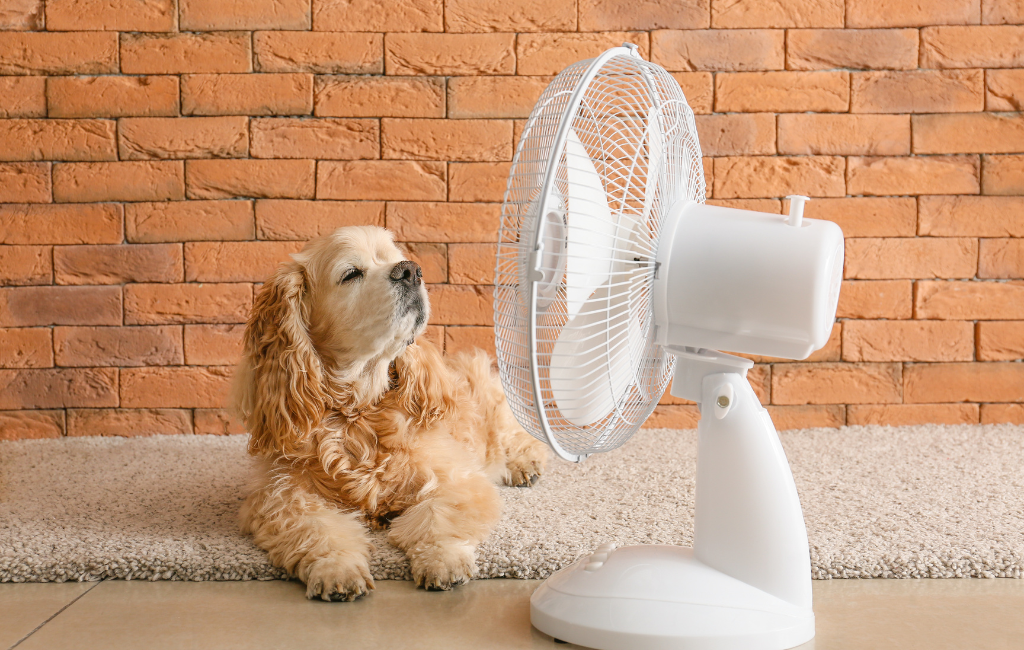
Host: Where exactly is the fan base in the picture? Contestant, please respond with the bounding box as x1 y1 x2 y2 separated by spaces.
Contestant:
531 545 814 650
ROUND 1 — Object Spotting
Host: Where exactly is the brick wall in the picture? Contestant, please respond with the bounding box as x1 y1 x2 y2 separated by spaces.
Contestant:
1 0 1022 440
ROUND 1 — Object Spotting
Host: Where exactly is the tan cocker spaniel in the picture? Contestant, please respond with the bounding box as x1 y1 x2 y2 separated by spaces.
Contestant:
234 226 548 601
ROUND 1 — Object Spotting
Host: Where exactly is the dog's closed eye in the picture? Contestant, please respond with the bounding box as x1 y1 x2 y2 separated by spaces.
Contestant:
340 268 363 284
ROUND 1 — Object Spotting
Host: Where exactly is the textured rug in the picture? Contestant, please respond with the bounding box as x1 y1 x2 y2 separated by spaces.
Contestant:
1 425 1022 583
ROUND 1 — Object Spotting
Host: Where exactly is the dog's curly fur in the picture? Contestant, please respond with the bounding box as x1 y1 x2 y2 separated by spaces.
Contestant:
234 226 548 601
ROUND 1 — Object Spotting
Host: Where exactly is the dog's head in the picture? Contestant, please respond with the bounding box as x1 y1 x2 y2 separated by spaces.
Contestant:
235 225 431 456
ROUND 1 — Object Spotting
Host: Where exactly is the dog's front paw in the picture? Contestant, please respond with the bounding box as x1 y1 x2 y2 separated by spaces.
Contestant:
304 552 375 602
505 439 549 488
409 541 477 591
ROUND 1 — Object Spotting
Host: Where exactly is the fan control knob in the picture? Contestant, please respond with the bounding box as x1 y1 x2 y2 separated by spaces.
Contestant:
596 542 616 553
584 561 604 572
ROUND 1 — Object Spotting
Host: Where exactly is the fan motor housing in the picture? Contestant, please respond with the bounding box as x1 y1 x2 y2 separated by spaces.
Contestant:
653 200 845 361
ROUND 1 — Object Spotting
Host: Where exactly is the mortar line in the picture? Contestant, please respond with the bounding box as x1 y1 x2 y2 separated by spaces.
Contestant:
8 579 103 650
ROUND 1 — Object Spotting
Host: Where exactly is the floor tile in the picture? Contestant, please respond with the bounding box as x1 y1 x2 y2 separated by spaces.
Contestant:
0 582 96 649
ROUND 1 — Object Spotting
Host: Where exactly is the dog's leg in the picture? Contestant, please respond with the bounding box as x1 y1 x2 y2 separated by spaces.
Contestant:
386 472 501 591
241 469 374 602
502 429 549 487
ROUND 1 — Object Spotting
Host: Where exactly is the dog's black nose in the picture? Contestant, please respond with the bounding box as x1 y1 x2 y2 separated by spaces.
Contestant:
390 260 422 288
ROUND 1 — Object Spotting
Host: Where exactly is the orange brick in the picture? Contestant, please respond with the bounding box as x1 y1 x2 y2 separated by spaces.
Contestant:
0 32 117 75
185 241 304 282
444 325 495 356
55 244 183 285
121 33 252 75
186 160 315 199
0 204 122 245
397 242 447 284
121 366 234 408
184 324 245 366
0 368 118 409
919 196 1024 236
67 408 193 437
420 324 445 351
312 0 442 32
449 243 497 284
0 286 121 326
182 74 312 117
976 321 1024 361
921 26 1024 68
46 0 174 31
255 32 382 74
715 71 848 112
986 70 1024 110
786 28 918 70
315 76 444 118
251 118 378 159
255 200 385 240
194 408 247 435
695 114 776 156
846 0 980 27
713 156 845 199
127 201 255 243
449 162 511 202
772 362 902 405
915 280 1024 320
652 29 784 71
984 0 1024 24
318 161 446 201
706 198 782 213
671 72 714 114
0 163 50 203
386 33 515 75
914 113 1024 155
0 119 117 162
180 0 309 30
712 0 843 28
982 154 1024 195
52 161 184 203
851 70 984 113
785 197 916 237
124 283 252 325
842 320 974 362
844 238 978 280
579 0 708 30
387 202 500 242
448 76 551 119
979 238 1024 278
0 327 52 368
904 362 1024 403
766 405 846 429
446 0 575 31
0 246 51 286
119 117 248 160
0 77 46 118
382 119 512 162
777 115 909 156
643 405 701 428
517 32 650 76
54 326 183 366
0 0 44 30
980 403 1024 424
847 156 979 196
0 410 65 441
47 76 179 119
847 403 979 425
837 280 913 320
427 284 493 325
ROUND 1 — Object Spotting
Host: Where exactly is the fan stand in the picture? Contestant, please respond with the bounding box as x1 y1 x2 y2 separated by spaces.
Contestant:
530 349 815 650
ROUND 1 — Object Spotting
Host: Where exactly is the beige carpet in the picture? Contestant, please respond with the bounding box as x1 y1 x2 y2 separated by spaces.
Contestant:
1 425 1022 583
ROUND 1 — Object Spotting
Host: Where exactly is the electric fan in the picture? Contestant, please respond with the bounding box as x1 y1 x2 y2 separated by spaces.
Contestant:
493 44 844 650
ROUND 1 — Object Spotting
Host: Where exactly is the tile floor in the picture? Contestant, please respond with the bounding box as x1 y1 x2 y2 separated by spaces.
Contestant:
2 577 1022 649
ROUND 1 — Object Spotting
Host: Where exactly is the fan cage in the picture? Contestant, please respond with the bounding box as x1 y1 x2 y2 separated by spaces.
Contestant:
494 51 706 458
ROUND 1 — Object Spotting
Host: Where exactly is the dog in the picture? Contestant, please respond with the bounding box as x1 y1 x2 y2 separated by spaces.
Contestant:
234 225 549 601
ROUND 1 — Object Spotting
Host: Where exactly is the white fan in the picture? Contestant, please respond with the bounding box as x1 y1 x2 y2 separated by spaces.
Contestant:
493 44 844 650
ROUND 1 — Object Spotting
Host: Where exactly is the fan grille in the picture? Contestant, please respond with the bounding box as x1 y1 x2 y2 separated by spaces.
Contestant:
494 52 706 457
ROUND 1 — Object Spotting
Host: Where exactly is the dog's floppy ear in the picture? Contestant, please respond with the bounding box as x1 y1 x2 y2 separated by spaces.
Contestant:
391 340 456 426
235 256 328 457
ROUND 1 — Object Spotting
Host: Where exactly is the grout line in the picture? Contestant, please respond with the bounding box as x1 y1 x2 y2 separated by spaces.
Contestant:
8 580 103 650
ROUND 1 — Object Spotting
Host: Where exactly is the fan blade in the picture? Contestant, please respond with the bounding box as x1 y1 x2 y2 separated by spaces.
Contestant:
563 129 615 322
549 280 641 427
